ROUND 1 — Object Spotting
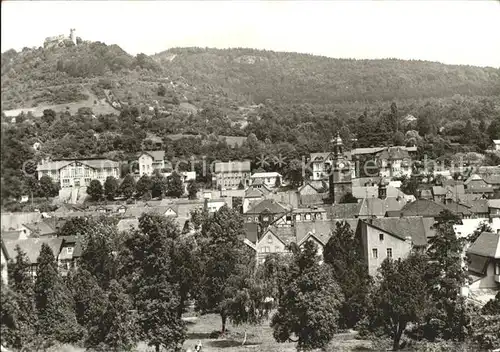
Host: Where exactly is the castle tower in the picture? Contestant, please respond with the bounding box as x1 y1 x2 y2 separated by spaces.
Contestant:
70 28 76 45
328 133 352 203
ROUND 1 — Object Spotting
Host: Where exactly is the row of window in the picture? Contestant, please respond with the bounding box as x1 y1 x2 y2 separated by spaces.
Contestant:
372 248 392 259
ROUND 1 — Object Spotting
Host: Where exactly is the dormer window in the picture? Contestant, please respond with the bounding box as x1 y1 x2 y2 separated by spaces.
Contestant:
379 233 384 241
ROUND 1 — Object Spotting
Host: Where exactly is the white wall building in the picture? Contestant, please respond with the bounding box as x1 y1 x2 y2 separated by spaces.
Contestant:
37 159 119 188
250 172 283 188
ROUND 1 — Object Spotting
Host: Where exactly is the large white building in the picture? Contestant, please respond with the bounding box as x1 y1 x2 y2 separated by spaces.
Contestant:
37 158 119 188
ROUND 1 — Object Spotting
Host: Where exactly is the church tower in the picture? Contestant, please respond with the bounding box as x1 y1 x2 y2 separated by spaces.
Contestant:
328 133 352 203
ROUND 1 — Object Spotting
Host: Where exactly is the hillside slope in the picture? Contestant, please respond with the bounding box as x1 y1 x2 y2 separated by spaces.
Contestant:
2 44 499 111
154 47 500 104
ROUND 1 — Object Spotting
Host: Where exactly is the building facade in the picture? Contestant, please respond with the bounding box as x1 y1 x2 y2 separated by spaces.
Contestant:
329 135 353 204
37 159 119 188
213 161 251 190
250 172 282 188
137 151 165 177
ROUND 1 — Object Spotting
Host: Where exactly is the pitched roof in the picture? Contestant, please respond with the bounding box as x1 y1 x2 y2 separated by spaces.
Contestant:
376 146 410 160
468 200 490 214
251 172 282 178
467 232 500 259
245 188 265 198
358 197 407 217
244 223 259 244
488 199 500 209
295 219 359 246
1 230 23 241
22 220 58 236
400 200 471 217
245 199 290 214
326 203 362 219
369 217 431 246
141 150 165 162
4 238 63 264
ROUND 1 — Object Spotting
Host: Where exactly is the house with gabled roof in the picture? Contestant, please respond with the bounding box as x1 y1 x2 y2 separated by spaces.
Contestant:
467 231 500 290
398 199 472 219
137 150 166 177
3 237 64 279
360 217 434 276
255 226 294 263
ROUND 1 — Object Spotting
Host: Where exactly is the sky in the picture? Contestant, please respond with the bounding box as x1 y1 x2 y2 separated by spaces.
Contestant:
1 1 500 68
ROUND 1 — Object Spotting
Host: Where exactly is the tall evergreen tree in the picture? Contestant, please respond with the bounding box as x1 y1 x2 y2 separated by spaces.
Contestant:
150 170 166 198
35 243 83 344
271 241 344 350
323 221 372 328
6 246 37 348
87 179 103 201
0 281 20 349
426 210 470 341
69 268 109 347
136 175 152 198
100 280 138 351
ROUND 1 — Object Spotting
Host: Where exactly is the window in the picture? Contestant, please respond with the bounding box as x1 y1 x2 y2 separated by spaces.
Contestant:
379 233 384 241
263 216 269 222
267 235 273 243
372 248 378 259
305 213 311 220
295 214 301 221
275 246 280 252
495 262 500 275
387 248 393 258
67 247 74 255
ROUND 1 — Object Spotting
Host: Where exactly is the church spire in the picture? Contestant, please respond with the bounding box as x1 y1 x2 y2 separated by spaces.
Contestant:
331 132 344 158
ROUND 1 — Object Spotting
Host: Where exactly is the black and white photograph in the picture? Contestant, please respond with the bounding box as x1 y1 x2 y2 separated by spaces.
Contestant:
1 1 499 351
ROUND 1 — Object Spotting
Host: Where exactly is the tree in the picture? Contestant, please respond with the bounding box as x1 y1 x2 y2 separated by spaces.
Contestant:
487 118 500 140
4 246 37 349
271 241 344 350
467 221 492 244
87 179 103 201
42 109 56 125
104 176 119 201
339 192 358 204
157 84 167 97
323 222 372 329
35 243 83 344
39 175 58 199
119 174 136 199
79 217 121 290
393 131 405 146
57 217 89 237
368 253 431 351
187 181 199 200
99 280 138 351
482 292 500 315
69 268 109 347
274 175 282 188
150 170 166 198
284 158 304 188
167 171 184 198
195 206 253 333
135 175 152 198
121 214 187 351
426 210 470 341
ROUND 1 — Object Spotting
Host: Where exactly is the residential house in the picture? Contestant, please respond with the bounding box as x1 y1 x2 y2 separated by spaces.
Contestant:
326 202 363 220
137 151 165 177
309 152 356 181
432 185 466 204
297 182 328 206
21 218 61 237
57 236 82 276
3 238 64 279
376 147 412 178
250 172 282 188
242 184 270 213
293 206 327 223
213 161 251 190
489 199 500 219
465 173 500 195
256 226 295 263
244 199 292 235
467 231 500 289
37 158 119 188
360 217 433 276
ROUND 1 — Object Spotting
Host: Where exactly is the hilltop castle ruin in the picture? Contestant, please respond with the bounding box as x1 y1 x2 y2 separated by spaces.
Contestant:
44 28 77 48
